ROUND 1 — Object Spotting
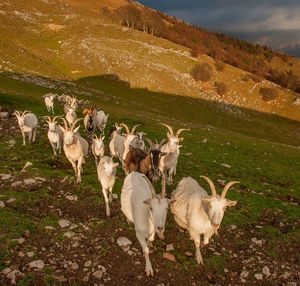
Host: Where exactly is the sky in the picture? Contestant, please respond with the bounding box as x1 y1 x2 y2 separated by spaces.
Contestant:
138 0 300 32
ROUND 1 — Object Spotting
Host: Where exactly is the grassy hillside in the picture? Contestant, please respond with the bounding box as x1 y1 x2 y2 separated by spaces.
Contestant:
0 0 300 121
0 71 299 285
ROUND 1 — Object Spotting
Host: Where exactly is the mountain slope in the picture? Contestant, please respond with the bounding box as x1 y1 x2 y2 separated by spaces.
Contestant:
0 0 300 121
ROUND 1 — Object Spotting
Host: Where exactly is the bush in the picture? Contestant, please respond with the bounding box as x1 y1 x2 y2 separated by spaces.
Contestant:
214 81 228 96
259 87 278 102
191 63 213 82
241 73 261 83
215 61 225 72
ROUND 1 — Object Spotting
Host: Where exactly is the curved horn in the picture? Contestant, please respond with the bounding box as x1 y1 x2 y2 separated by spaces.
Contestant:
14 111 21 117
120 123 130 134
200 176 217 197
221 181 239 199
159 139 166 149
131 124 140 134
145 138 154 148
22 110 30 116
43 116 52 123
176 128 190 137
160 123 174 137
93 133 98 139
60 118 69 130
71 118 83 130
52 115 63 123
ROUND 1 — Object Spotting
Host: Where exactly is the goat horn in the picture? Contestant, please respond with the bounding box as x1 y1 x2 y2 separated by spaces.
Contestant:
71 118 83 130
159 139 166 149
120 123 130 134
22 110 30 116
93 133 98 139
52 116 63 123
160 123 174 137
200 176 217 197
43 116 52 122
131 124 140 134
14 111 20 117
221 181 239 199
60 118 69 130
145 138 154 148
176 128 190 137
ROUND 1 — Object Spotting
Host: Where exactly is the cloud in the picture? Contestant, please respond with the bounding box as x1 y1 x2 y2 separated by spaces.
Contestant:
138 0 300 32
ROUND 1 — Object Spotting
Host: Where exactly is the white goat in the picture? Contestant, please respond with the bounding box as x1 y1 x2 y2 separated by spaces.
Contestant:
60 118 88 183
45 116 63 155
95 110 109 131
65 107 77 125
97 156 118 217
91 134 105 166
14 110 38 146
171 176 238 264
121 172 172 276
159 123 189 184
109 123 125 163
43 93 56 114
120 123 140 161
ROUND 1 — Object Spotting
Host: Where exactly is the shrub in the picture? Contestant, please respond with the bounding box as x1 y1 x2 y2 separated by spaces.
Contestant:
215 61 225 72
241 73 261 83
214 81 228 96
191 63 213 82
259 87 278 102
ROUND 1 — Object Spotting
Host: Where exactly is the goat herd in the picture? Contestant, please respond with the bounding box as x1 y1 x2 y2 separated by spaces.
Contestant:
13 93 239 277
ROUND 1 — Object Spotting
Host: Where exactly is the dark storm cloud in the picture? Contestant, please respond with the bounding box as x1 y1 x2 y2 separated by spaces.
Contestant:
138 0 300 32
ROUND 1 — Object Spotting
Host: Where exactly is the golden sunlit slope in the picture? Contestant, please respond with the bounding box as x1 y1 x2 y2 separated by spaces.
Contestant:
0 0 299 120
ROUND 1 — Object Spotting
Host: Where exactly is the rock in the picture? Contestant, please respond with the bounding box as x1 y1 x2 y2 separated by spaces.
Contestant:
166 243 174 252
71 262 79 270
27 251 34 258
35 177 46 182
53 275 67 282
6 269 23 285
0 174 12 180
11 181 22 188
116 237 132 250
28 260 45 270
63 231 76 238
66 195 78 201
84 260 92 267
0 111 9 118
230 224 237 230
2 267 12 275
58 219 71 228
0 201 5 208
251 237 263 247
8 139 16 146
45 226 55 230
185 251 193 257
18 251 25 257
92 270 103 280
23 178 37 186
262 266 270 277
254 273 263 280
6 198 16 204
127 250 134 256
12 237 25 244
163 252 176 262
112 193 118 199
240 271 249 278
83 272 90 282
21 162 33 172
221 163 231 168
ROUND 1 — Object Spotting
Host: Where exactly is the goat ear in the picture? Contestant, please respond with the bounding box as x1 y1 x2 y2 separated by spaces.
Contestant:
167 198 176 204
113 163 119 167
102 136 105 140
226 200 237 207
180 137 184 142
161 152 168 157
201 197 212 203
73 126 80 133
143 199 151 205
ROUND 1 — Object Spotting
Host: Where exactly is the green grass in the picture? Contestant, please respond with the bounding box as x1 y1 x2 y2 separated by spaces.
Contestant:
0 71 299 283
